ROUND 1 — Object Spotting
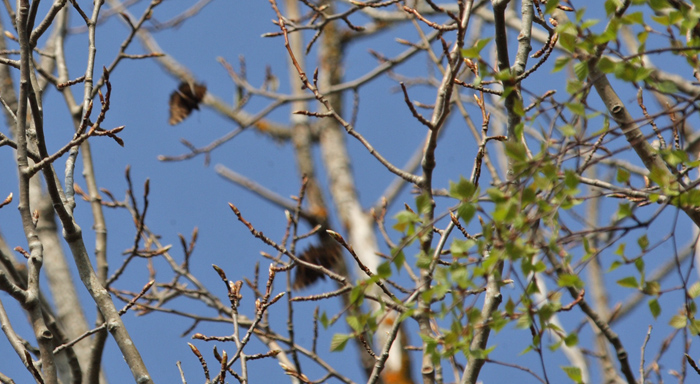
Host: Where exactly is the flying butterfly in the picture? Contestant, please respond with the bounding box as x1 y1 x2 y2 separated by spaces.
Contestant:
293 242 343 290
168 82 207 125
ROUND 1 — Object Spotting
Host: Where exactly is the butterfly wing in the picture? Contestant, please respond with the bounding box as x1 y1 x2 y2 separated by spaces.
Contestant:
292 243 342 290
168 82 207 125
168 91 192 125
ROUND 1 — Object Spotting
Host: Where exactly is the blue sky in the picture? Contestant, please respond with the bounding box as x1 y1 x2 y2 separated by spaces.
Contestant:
1 1 700 383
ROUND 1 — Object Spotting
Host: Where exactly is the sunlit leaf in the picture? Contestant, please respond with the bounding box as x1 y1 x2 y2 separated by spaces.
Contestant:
330 333 352 352
346 315 362 333
544 0 560 14
642 281 660 296
461 37 493 58
457 203 476 224
415 193 431 214
669 315 687 329
558 274 584 289
597 56 616 73
649 299 661 319
689 282 700 298
505 141 528 162
416 252 432 269
573 62 589 80
320 311 329 329
392 249 405 270
377 261 392 279
553 56 571 73
617 276 639 289
564 333 578 347
350 285 365 305
561 366 583 383
449 177 476 201
616 168 630 183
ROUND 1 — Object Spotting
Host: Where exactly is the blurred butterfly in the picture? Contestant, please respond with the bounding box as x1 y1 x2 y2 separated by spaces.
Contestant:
293 242 343 290
168 82 206 125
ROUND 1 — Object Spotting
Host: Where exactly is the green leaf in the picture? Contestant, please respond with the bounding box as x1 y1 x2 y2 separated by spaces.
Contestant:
661 149 689 167
616 168 630 183
449 177 476 200
566 78 583 94
553 56 571 73
633 67 654 82
461 37 493 58
564 333 579 347
648 298 661 319
691 320 700 335
564 170 579 189
490 311 508 333
392 249 405 270
451 265 470 289
622 12 644 25
504 298 515 315
648 0 671 11
649 79 679 93
558 32 578 53
467 307 482 324
648 164 673 189
581 18 600 29
393 210 420 234
642 281 660 295
594 18 620 45
416 252 432 269
651 12 676 26
561 366 583 383
320 311 329 328
450 239 475 258
377 261 392 279
350 285 365 304
486 188 507 203
526 280 541 295
495 68 515 82
330 333 352 352
549 339 563 352
346 315 363 333
469 346 496 360
604 0 618 15
637 235 649 251
493 201 518 222
617 202 632 220
573 61 589 80
597 56 616 73
609 262 622 273
669 314 687 329
566 102 586 115
638 30 648 44
522 186 537 205
617 276 639 289
457 203 476 224
560 195 582 210
544 0 560 14
505 142 527 162
520 344 534 355
558 274 584 289
689 282 700 298
615 243 626 257
538 304 556 323
416 193 432 214
432 283 449 301
398 308 415 323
